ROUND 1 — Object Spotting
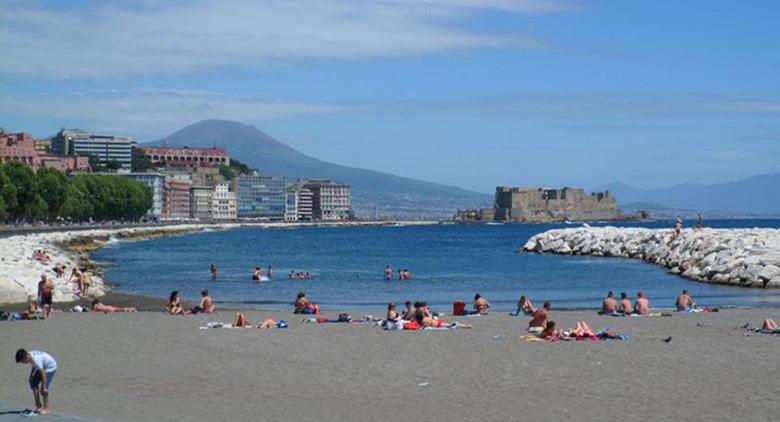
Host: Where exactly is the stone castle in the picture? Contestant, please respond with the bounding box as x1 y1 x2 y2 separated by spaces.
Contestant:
457 186 620 223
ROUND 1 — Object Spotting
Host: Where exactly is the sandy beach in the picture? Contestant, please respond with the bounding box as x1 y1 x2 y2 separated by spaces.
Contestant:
1 307 778 422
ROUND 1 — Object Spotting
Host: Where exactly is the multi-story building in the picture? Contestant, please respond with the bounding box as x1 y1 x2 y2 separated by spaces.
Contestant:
190 186 214 221
53 129 135 171
122 173 165 220
33 139 52 153
295 186 313 221
300 179 352 221
284 190 298 222
141 146 229 168
1 131 90 172
165 179 192 221
211 183 237 220
236 174 287 220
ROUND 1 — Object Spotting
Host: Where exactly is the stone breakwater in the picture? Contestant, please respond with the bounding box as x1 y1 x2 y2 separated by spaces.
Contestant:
522 227 780 288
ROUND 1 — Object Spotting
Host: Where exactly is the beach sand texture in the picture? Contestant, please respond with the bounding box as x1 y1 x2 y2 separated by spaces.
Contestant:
0 308 777 422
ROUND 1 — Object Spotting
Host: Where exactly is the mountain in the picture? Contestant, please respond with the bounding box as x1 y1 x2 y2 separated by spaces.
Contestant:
150 119 491 219
597 173 780 215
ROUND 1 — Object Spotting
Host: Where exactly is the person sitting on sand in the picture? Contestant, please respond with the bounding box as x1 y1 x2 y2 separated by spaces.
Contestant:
190 289 216 315
600 291 618 314
474 293 491 315
22 302 43 320
539 321 558 340
91 299 137 313
402 301 416 321
634 292 650 316
386 302 400 322
294 292 319 314
37 274 54 320
529 302 551 333
515 295 535 316
619 292 633 314
384 265 394 281
53 264 65 278
763 319 778 331
252 267 262 281
676 290 695 311
166 290 185 315
232 312 251 327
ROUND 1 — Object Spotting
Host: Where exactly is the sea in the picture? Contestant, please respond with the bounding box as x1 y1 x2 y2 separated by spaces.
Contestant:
93 219 780 311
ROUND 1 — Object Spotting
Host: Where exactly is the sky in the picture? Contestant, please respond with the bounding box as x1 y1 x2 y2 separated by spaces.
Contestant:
1 0 779 193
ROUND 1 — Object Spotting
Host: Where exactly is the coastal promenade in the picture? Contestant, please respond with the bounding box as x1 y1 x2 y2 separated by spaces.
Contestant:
523 227 780 288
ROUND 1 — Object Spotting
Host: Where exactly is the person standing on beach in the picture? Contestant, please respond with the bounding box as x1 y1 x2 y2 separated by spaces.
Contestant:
69 268 85 297
528 302 551 333
695 213 704 231
210 264 218 281
37 274 54 319
16 348 57 416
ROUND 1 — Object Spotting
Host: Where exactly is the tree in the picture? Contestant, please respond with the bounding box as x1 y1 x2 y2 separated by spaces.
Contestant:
131 146 153 172
105 159 122 171
88 155 103 172
36 167 68 220
2 161 37 221
218 164 236 181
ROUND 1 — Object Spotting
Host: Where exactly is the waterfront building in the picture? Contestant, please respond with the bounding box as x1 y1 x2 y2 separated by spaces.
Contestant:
53 129 135 171
190 185 214 221
285 190 298 222
212 183 237 220
295 186 313 221
165 179 192 221
236 174 287 220
141 146 229 168
1 131 89 172
122 173 166 220
300 179 352 221
33 139 52 153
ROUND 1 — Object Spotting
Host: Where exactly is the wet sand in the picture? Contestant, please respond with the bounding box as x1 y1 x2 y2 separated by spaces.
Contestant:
0 308 778 422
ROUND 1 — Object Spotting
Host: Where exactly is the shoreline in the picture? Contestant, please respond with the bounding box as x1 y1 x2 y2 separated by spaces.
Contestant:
0 220 437 305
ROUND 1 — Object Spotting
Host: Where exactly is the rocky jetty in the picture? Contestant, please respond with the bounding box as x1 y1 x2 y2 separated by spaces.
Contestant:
522 227 780 288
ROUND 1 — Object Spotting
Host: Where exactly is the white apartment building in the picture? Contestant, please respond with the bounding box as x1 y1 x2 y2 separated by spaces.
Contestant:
211 183 237 220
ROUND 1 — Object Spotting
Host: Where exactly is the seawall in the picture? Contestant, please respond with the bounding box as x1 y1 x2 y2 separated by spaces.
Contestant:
521 227 780 288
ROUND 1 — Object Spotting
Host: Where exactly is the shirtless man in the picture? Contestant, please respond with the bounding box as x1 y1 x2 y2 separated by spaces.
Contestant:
600 291 618 314
69 268 85 297
210 264 218 280
384 265 394 280
91 299 136 313
676 289 694 311
474 293 491 315
294 291 319 314
529 302 551 332
190 289 215 314
252 267 262 282
634 292 650 316
618 292 633 314
37 274 54 319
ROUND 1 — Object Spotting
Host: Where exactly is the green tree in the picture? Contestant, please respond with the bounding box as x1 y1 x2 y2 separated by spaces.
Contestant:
218 164 236 181
60 178 93 221
2 161 37 221
131 147 153 172
105 159 122 171
36 167 68 220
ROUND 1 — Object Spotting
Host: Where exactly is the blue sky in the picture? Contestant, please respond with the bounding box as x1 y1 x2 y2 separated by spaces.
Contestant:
1 0 779 193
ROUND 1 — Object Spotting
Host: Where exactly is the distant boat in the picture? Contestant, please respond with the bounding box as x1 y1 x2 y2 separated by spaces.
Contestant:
485 221 503 225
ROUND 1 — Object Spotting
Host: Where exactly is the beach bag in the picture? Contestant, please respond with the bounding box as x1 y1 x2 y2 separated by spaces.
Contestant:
0 310 8 321
276 320 288 329
453 300 466 316
337 313 352 322
403 320 421 330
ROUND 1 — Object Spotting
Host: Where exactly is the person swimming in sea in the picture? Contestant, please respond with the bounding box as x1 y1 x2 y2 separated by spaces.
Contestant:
252 267 262 282
267 265 273 279
210 264 218 280
384 265 394 280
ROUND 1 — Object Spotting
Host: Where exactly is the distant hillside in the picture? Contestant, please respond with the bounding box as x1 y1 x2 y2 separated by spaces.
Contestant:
149 119 490 219
597 173 780 215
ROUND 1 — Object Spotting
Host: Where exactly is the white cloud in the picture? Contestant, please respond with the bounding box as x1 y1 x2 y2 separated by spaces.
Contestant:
0 90 350 139
0 0 570 80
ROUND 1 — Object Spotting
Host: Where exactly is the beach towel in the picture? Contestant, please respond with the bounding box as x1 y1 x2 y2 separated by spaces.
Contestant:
528 326 543 334
423 322 462 330
751 328 780 335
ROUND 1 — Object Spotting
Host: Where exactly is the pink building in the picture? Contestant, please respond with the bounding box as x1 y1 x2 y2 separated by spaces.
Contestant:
0 131 90 172
141 146 229 168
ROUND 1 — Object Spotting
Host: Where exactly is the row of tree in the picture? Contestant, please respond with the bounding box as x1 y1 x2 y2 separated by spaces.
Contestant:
0 161 153 222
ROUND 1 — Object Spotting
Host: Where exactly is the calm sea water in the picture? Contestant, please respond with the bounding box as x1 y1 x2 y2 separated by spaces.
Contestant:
94 219 780 311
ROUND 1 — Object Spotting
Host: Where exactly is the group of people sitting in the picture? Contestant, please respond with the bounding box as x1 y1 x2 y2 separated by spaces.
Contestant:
32 250 51 263
598 291 651 316
384 300 472 330
453 294 492 316
165 289 215 315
